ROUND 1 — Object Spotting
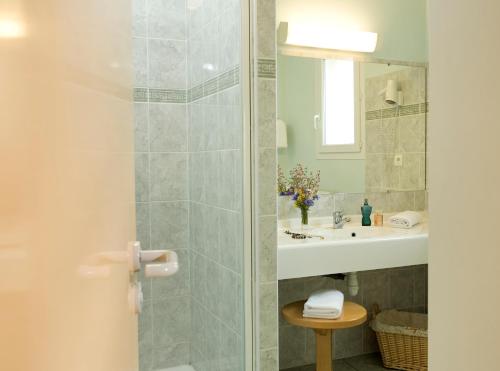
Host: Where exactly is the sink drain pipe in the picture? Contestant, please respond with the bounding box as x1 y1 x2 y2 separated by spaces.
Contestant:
346 272 359 296
323 272 360 296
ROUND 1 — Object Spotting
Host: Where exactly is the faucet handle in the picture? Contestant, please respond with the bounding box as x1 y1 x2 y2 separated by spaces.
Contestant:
333 209 344 224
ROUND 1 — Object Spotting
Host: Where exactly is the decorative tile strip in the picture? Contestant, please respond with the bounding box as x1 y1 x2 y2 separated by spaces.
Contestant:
187 65 240 103
219 69 236 90
381 107 398 118
133 88 148 102
365 102 430 121
399 103 421 117
149 88 187 103
203 77 218 97
188 85 204 102
257 58 276 78
235 65 240 84
366 110 381 121
133 65 241 103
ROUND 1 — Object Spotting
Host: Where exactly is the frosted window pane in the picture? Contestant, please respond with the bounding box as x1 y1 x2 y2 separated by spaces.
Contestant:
324 59 355 145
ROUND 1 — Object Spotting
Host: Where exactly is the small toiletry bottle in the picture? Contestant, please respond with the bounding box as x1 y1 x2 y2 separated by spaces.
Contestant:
361 199 373 226
374 211 384 227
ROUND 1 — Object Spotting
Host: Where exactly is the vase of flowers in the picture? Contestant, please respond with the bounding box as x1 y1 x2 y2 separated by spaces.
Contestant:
277 165 292 196
288 164 320 227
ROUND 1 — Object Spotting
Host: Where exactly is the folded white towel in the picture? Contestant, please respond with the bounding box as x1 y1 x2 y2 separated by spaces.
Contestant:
389 211 422 229
303 311 341 319
305 289 344 310
303 290 344 319
303 307 340 314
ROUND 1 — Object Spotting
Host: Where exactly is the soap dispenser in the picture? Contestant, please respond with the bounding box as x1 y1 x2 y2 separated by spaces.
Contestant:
361 198 373 226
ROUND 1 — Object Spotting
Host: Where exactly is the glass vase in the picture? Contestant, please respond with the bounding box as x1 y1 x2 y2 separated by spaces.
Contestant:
300 207 309 226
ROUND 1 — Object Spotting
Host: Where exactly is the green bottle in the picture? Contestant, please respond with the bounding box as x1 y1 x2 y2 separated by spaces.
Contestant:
361 198 372 226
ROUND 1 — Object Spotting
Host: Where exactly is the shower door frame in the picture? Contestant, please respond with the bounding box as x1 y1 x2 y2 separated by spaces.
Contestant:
241 0 255 369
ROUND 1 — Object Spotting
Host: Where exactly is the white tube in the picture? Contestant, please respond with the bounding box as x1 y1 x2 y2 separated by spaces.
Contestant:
346 272 359 296
385 80 399 105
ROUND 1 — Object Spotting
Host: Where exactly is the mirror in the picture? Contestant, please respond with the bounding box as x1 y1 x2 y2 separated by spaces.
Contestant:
277 56 427 194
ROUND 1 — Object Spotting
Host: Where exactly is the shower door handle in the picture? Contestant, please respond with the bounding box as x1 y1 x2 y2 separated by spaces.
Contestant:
128 241 179 277
143 250 179 278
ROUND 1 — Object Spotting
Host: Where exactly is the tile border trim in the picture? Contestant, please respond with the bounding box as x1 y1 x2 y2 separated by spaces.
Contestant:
133 65 241 104
257 58 276 79
187 66 240 103
365 102 429 121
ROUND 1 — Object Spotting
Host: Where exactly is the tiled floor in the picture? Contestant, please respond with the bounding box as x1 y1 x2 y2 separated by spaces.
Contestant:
281 353 388 371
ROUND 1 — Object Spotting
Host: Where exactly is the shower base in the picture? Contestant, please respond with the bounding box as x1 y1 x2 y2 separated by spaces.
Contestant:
157 366 195 371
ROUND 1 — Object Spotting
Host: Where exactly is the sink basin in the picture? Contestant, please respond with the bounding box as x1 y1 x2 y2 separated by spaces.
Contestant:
278 214 428 280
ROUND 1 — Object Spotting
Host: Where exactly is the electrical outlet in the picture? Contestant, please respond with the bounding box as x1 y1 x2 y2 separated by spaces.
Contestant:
394 154 403 167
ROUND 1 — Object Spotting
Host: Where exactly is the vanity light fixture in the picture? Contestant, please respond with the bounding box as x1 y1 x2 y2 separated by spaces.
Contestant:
277 21 378 53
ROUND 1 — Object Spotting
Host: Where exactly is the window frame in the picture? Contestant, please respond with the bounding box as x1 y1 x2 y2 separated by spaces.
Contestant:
315 58 365 160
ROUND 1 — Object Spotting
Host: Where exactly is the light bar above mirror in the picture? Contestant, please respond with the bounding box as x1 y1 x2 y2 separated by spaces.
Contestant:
277 21 378 53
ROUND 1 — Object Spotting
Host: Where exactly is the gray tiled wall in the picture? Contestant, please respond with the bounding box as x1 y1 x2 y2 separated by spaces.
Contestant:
365 68 427 193
132 0 190 369
134 0 245 369
278 190 427 220
278 265 428 370
254 0 279 370
187 0 245 370
134 0 247 369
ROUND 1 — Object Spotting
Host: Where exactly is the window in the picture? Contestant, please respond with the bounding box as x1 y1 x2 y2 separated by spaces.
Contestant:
316 59 363 159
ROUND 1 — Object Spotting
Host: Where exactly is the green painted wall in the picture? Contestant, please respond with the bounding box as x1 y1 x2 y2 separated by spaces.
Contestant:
277 54 366 193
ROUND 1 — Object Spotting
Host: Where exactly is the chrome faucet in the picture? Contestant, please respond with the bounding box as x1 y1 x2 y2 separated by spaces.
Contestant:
333 210 351 229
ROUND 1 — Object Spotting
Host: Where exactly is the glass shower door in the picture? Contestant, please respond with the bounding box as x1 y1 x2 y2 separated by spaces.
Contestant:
132 0 251 369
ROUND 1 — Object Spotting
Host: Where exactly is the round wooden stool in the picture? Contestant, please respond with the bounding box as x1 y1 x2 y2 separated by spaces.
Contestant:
282 300 367 371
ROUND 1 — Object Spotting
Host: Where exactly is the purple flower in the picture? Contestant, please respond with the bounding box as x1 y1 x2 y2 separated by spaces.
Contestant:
292 193 298 201
305 199 314 207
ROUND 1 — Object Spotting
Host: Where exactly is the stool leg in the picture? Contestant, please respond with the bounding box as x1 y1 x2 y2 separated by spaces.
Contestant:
314 329 333 371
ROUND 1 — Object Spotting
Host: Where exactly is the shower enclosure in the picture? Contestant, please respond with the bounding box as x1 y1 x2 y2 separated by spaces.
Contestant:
132 0 251 369
0 0 256 370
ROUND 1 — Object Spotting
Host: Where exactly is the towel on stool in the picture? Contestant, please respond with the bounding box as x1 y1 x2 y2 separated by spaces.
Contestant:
303 289 344 319
389 211 422 229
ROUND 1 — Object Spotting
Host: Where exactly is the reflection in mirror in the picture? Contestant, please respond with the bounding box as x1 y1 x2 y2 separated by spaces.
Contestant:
277 56 427 196
276 1 429 369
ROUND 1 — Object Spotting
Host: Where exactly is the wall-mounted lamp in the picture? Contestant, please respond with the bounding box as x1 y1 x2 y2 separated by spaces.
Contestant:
381 79 404 106
277 119 288 149
277 21 378 53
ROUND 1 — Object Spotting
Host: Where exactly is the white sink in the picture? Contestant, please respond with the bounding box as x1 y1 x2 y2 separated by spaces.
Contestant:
278 214 428 280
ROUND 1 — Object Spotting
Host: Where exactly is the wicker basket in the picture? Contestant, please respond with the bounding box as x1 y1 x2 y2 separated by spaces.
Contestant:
370 306 428 371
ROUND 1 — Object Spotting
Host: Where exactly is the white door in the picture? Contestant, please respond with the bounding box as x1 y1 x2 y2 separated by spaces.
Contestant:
0 1 138 370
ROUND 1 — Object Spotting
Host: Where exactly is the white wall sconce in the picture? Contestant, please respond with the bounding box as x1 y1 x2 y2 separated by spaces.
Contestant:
277 119 288 149
380 79 404 106
277 21 378 53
